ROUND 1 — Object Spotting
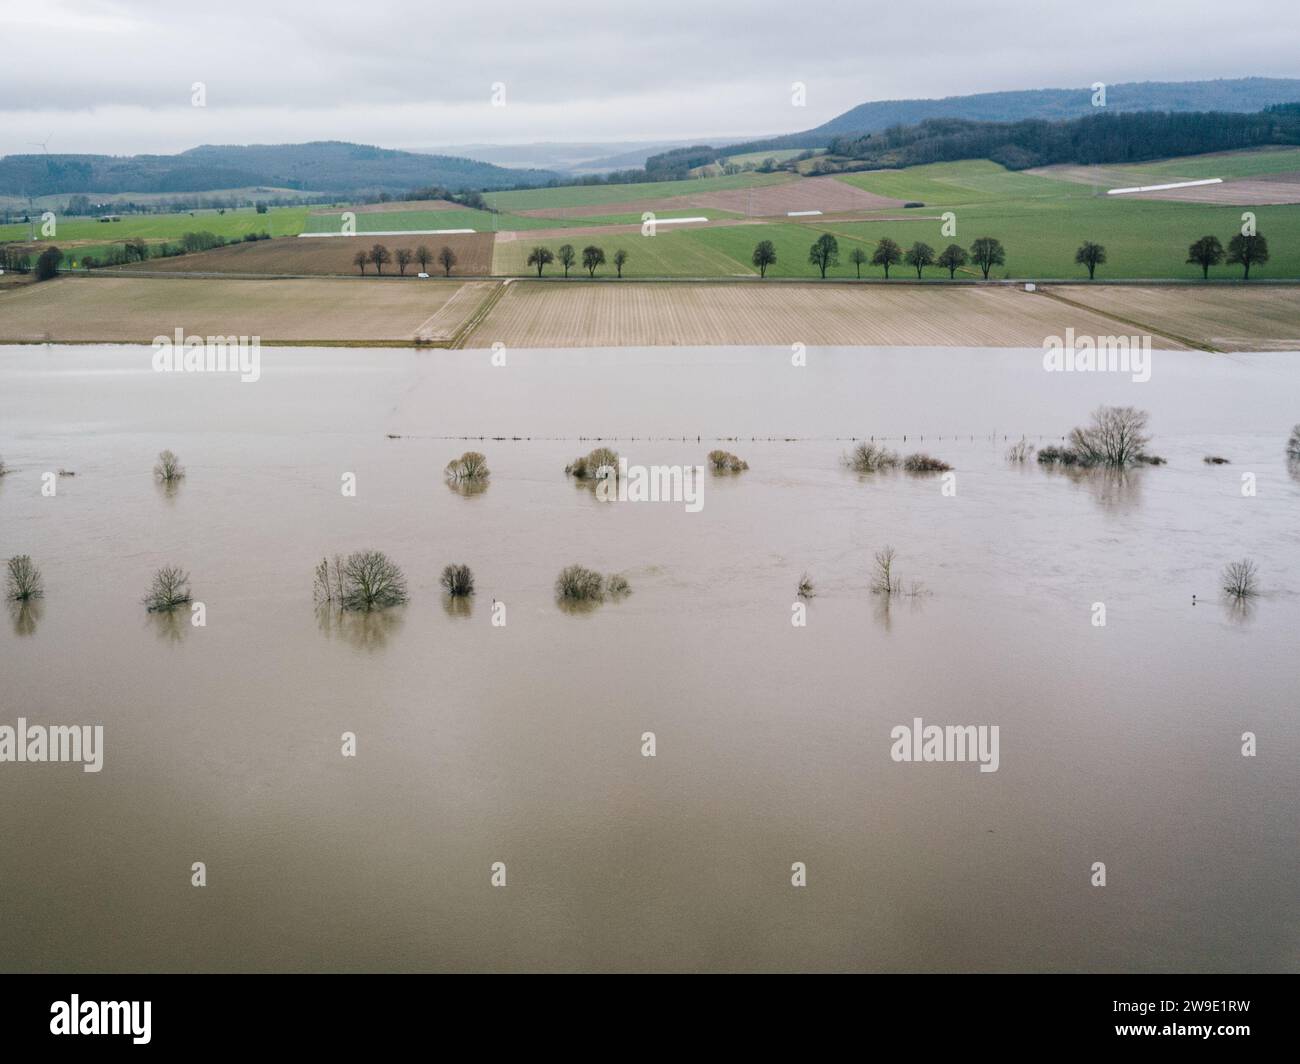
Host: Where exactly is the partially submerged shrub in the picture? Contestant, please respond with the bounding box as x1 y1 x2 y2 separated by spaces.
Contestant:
153 449 185 482
1006 439 1035 463
440 563 475 597
6 555 43 601
555 564 607 601
0 456 8 477
566 446 619 480
1066 406 1159 467
1203 455 1230 465
797 573 815 599
707 449 749 472
605 573 631 597
902 452 952 473
870 546 901 596
1287 424 1300 460
445 451 490 481
313 551 408 612
143 566 191 612
845 441 899 473
1222 559 1259 600
1037 444 1082 467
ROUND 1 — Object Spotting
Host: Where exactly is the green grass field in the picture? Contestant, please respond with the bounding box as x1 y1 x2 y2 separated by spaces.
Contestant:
0 205 309 244
1078 147 1300 183
483 171 792 211
493 227 758 277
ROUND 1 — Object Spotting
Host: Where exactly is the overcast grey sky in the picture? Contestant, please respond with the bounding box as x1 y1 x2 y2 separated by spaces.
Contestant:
2 0 1298 156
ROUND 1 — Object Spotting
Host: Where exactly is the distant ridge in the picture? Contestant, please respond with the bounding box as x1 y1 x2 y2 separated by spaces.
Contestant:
0 140 561 198
726 77 1300 154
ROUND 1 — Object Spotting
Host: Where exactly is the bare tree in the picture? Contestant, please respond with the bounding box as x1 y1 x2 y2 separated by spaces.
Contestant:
395 247 413 275
5 555 43 601
582 245 606 277
871 546 901 596
557 244 576 278
444 451 490 481
440 564 475 597
905 241 936 279
353 250 368 275
1222 559 1258 600
527 246 554 277
369 243 391 275
438 245 457 277
315 551 408 612
613 248 629 278
143 566 192 612
849 247 867 278
154 449 185 483
415 245 432 274
1068 406 1153 467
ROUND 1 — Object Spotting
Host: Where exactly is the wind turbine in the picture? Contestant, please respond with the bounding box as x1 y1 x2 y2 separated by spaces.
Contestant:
26 135 52 240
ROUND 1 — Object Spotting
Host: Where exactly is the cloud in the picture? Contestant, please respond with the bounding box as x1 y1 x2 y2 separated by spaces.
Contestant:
1 0 1297 154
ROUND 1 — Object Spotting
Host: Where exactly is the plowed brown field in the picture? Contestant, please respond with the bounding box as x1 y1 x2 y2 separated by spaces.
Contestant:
459 281 1193 349
118 234 495 277
0 275 491 343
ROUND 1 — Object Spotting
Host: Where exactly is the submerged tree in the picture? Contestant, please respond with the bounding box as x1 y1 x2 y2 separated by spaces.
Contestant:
1006 438 1036 463
1222 559 1259 601
845 441 900 473
313 551 408 612
566 446 619 480
440 564 475 597
555 564 606 602
902 452 952 473
154 449 185 483
870 547 901 596
707 449 749 472
1038 406 1160 468
143 566 192 612
796 573 815 599
1286 424 1300 460
5 555 43 601
445 451 490 482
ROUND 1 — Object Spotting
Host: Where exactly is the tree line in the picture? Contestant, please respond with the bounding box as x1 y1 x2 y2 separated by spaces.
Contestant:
352 243 458 276
525 244 630 277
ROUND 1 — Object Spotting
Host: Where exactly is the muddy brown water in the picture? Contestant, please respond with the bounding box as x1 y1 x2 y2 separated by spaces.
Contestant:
1 344 1297 972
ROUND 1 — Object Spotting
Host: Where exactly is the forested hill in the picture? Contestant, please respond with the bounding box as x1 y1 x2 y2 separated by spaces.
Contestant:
0 141 561 197
726 77 1300 154
824 106 1300 171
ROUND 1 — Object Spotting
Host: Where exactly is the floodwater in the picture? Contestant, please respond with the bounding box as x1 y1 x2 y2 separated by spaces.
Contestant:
0 343 1297 973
